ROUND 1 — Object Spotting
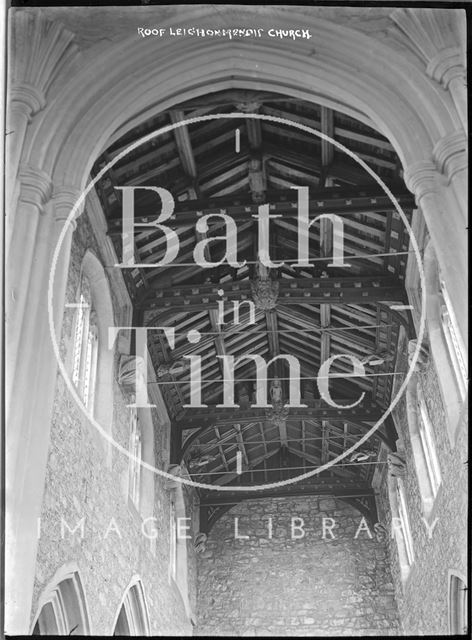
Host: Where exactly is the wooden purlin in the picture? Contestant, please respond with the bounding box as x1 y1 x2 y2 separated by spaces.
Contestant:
182 401 384 426
187 417 386 455
137 276 406 310
209 448 280 488
106 185 414 231
179 415 391 465
200 479 374 506
195 443 362 487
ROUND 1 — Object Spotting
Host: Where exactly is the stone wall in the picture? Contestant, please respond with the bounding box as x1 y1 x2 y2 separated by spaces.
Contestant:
31 208 197 635
384 332 468 635
196 496 400 636
29 204 467 637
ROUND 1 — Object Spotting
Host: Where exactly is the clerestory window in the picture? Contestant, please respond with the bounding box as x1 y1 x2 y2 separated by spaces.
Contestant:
439 278 467 400
71 275 99 412
128 409 142 508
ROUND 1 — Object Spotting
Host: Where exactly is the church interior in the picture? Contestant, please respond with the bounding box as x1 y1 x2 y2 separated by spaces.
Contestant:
5 5 468 637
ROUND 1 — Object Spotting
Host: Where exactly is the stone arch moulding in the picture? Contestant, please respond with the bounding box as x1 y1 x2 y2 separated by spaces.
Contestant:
30 562 92 635
21 7 460 193
8 10 466 634
19 8 466 344
111 575 151 636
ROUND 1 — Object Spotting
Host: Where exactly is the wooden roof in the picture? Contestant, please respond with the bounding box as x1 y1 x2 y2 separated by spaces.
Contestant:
93 89 415 527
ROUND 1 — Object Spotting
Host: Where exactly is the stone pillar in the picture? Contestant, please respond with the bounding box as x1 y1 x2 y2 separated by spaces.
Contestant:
6 22 82 599
5 205 56 634
6 166 52 410
5 86 45 225
404 162 467 350
389 9 467 347
5 186 82 635
7 9 79 222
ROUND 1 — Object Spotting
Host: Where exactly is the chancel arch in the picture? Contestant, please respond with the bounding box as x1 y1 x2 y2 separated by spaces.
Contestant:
18 10 467 333
6 6 467 636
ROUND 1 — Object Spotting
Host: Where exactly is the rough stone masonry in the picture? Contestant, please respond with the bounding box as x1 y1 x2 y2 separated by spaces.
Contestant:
196 496 400 637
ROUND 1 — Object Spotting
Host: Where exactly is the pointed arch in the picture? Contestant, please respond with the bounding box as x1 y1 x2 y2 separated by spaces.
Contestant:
112 577 150 636
31 564 91 635
168 481 195 624
448 570 468 635
25 11 457 187
77 249 115 450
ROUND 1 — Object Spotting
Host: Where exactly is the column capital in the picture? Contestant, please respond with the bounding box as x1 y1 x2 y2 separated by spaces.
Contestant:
403 161 438 203
432 131 467 182
9 83 46 120
52 185 84 226
18 165 52 209
390 9 456 65
10 9 80 114
426 47 465 89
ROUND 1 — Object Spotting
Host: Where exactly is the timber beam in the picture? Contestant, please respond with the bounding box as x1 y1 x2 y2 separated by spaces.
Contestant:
137 276 406 310
200 480 374 506
175 399 384 432
180 418 391 462
107 185 414 232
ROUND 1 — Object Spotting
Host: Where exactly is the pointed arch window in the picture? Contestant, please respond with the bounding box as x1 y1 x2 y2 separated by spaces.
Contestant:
390 476 415 582
439 278 467 399
395 479 415 567
422 240 467 443
32 571 90 635
417 387 441 499
169 499 178 581
128 409 142 508
407 379 442 517
72 275 99 412
449 574 468 635
166 481 194 623
113 580 150 636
